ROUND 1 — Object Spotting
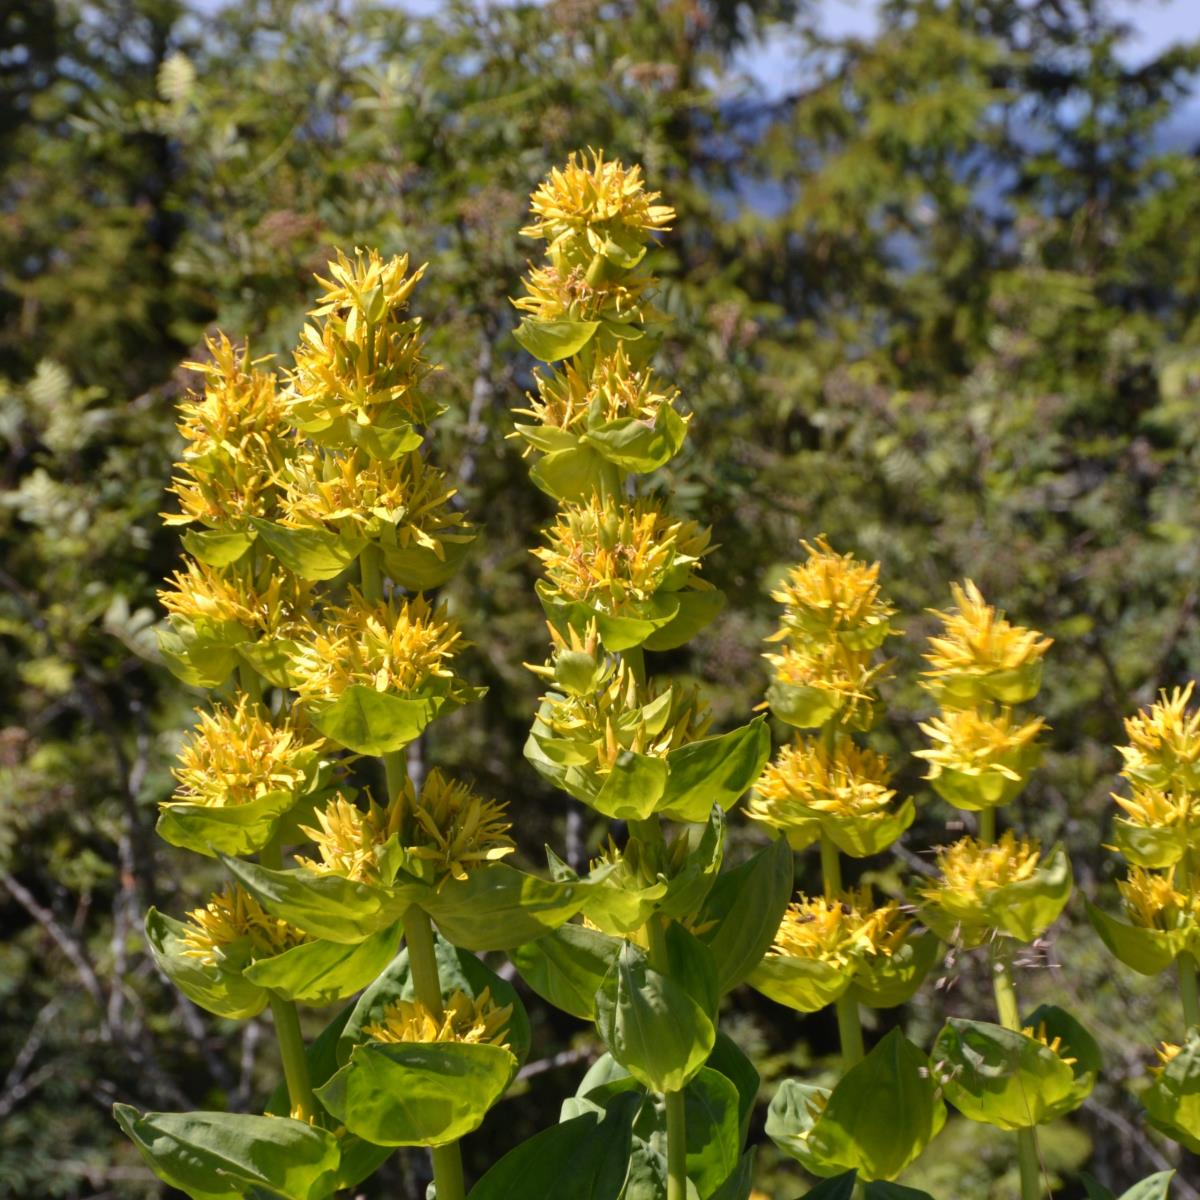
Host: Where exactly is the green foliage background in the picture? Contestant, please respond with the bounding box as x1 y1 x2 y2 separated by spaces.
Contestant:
2 0 1200 1194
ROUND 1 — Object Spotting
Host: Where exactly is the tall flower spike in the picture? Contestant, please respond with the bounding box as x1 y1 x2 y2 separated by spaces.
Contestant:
922 581 1052 708
1119 683 1200 792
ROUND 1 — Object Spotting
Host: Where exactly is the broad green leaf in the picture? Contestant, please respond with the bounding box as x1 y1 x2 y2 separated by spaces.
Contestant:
1143 1029 1200 1153
594 941 715 1093
512 317 600 362
112 1106 340 1200
866 1183 938 1199
657 718 770 822
809 1030 946 1181
766 1079 835 1175
181 528 254 567
1086 899 1183 976
529 445 621 504
509 922 621 1020
155 789 297 859
317 1040 515 1146
1081 1175 1116 1200
749 953 851 1013
249 518 363 580
144 908 266 1021
467 1092 640 1200
591 750 670 821
582 404 687 473
347 418 424 461
157 622 238 689
237 637 303 689
798 1172 857 1198
710 1150 756 1200
1110 819 1191 869
708 1032 760 1140
305 685 438 756
643 589 726 651
934 1011 1097 1130
1119 1173 1175 1200
696 836 793 993
220 854 408 943
424 863 587 950
664 921 720 1022
242 921 402 1004
381 533 474 592
850 931 940 1009
681 1068 742 1199
824 797 916 859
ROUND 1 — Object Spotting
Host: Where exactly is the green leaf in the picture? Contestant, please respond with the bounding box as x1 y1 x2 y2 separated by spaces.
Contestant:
591 750 670 821
708 1032 761 1141
249 518 363 581
1143 1029 1200 1153
381 533 475 592
710 1150 757 1200
1086 899 1183 975
112 1106 340 1200
582 404 688 473
866 1184 938 1199
1081 1176 1116 1200
220 854 409 943
798 1173 858 1199
1118 1173 1175 1200
237 637 303 689
509 922 621 1020
850 931 940 1009
155 790 298 859
642 589 726 651
317 1040 515 1146
305 685 439 755
467 1092 640 1200
824 797 916 859
423 863 588 951
809 1030 946 1181
181 528 254 567
657 718 770 822
749 952 851 1013
242 922 402 1004
144 908 266 1021
934 1010 1098 1130
681 1068 742 1199
1110 819 1194 869
594 941 716 1093
697 836 793 994
512 317 600 362
529 445 621 504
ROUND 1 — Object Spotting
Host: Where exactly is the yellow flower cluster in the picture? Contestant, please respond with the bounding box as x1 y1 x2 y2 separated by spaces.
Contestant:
518 347 681 436
158 558 314 638
535 662 711 776
180 886 308 965
286 249 436 436
298 770 514 885
363 988 512 1051
747 739 895 827
534 494 712 614
290 590 465 702
167 698 323 810
1119 867 1200 932
769 889 913 969
166 334 291 529
921 832 1042 905
522 149 675 255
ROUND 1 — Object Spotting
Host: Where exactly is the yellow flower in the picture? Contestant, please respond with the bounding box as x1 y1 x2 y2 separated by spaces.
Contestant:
180 886 308 965
363 987 513 1051
915 706 1045 810
1152 1041 1183 1077
165 333 292 529
297 769 513 885
166 697 323 810
769 888 914 969
158 557 314 637
1118 867 1200 932
522 148 675 255
920 831 1041 906
770 536 898 651
286 249 437 435
922 581 1052 706
1112 785 1200 831
535 662 711 775
517 346 683 436
279 447 470 553
1021 1022 1078 1067
513 261 651 326
533 494 712 614
763 642 889 729
1119 683 1200 792
290 590 465 703
746 739 895 828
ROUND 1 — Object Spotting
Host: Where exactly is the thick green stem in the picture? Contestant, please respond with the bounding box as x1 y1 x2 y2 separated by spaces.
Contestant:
819 833 842 897
978 807 997 845
1176 858 1200 1031
404 905 466 1200
665 1087 688 1200
992 941 1043 1200
267 991 317 1121
359 542 383 604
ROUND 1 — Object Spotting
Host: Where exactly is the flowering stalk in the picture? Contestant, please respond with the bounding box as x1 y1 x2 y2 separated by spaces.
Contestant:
918 582 1055 1200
